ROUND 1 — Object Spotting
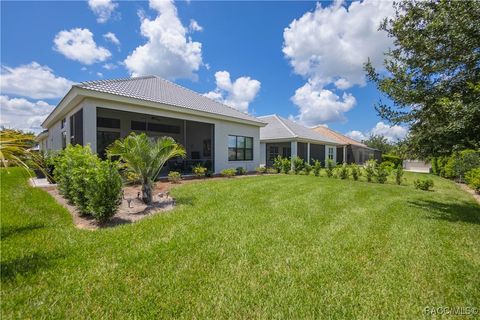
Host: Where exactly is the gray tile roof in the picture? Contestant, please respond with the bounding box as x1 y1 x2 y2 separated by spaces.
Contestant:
258 115 343 144
75 76 264 125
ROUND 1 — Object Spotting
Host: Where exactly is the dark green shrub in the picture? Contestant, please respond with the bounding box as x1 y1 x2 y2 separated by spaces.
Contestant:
193 164 207 178
376 166 389 184
303 162 312 175
465 168 480 193
380 161 395 172
168 171 182 183
85 160 122 222
273 156 283 173
365 159 377 182
443 150 480 180
339 163 349 179
281 158 291 174
313 159 321 176
255 166 266 174
221 168 236 178
291 156 304 175
431 157 439 175
236 167 247 175
205 170 214 178
325 159 335 177
394 165 404 185
350 164 360 181
437 156 448 177
414 178 434 191
382 154 402 167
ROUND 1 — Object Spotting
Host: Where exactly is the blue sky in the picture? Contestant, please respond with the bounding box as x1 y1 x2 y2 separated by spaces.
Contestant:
1 0 407 141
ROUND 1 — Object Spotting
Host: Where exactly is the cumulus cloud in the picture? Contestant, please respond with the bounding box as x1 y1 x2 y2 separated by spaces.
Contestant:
102 63 117 70
204 71 261 113
189 19 203 32
283 0 394 124
54 28 111 64
88 0 118 23
0 95 55 133
124 0 203 80
103 32 120 46
345 121 408 142
0 62 73 99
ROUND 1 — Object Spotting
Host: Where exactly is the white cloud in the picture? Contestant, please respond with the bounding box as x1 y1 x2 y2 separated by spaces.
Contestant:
103 32 120 46
290 81 356 126
0 62 73 99
345 121 408 142
283 0 394 125
88 0 118 23
189 19 203 32
204 71 261 113
102 63 117 70
96 72 103 77
54 28 111 65
124 0 203 80
0 95 55 133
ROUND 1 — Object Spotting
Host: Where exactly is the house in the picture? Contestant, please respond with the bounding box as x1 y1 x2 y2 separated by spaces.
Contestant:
38 76 266 174
258 115 345 167
311 125 381 164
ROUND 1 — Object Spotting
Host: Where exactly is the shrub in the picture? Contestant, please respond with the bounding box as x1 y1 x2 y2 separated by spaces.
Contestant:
325 159 335 177
382 154 402 167
431 157 439 175
236 167 247 175
193 165 207 178
376 166 389 184
168 171 182 183
414 178 434 191
364 159 377 182
273 156 283 173
255 166 266 174
465 168 480 193
85 160 122 222
281 158 291 174
312 159 321 176
338 163 349 179
221 168 236 178
291 156 304 175
266 168 278 174
394 165 404 185
205 170 214 178
350 164 360 181
437 156 448 177
456 150 480 181
380 161 395 172
303 162 312 175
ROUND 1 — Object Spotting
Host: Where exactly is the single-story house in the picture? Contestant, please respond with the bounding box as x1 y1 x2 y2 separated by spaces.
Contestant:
258 114 345 167
311 125 381 164
38 76 266 174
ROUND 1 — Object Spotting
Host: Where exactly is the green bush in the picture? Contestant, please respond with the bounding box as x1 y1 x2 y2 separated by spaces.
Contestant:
376 166 389 184
255 166 266 174
437 156 449 177
338 163 349 179
236 167 247 175
221 168 236 178
205 170 214 178
303 162 312 175
443 150 480 180
431 157 439 175
380 161 395 172
168 171 182 183
325 159 335 178
273 156 283 173
266 168 278 174
312 159 321 176
394 165 404 185
291 156 304 175
465 168 480 193
281 158 291 174
85 160 122 222
414 178 434 191
193 165 207 178
365 159 377 182
382 154 402 167
350 164 360 181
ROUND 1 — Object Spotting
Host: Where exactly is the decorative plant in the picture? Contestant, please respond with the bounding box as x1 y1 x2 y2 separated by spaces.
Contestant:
266 167 278 174
255 166 266 174
193 164 207 178
281 157 291 174
376 166 389 184
312 159 321 176
291 156 304 175
168 171 182 184
0 129 41 175
325 159 335 177
465 168 480 193
364 159 377 182
221 168 236 178
107 133 185 204
338 163 349 179
394 165 404 185
303 162 312 175
350 164 360 181
273 155 283 173
414 178 434 191
236 166 247 175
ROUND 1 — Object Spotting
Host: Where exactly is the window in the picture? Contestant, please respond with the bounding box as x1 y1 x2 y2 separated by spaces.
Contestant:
70 109 83 146
131 120 180 134
97 117 120 129
268 146 279 161
228 135 253 161
61 118 66 129
282 147 291 158
61 131 67 149
328 147 334 160
131 120 147 131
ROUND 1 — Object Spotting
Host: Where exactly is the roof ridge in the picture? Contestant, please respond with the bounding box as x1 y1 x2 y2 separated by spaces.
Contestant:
274 114 297 138
313 125 367 146
76 75 155 87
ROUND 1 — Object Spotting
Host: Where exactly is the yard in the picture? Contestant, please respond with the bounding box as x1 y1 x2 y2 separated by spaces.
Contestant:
1 168 479 318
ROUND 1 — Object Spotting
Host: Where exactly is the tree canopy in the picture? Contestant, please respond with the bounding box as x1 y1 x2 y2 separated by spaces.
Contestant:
365 0 480 158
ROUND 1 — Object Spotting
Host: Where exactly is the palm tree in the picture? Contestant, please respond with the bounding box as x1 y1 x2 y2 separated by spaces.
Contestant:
0 129 36 171
107 132 186 204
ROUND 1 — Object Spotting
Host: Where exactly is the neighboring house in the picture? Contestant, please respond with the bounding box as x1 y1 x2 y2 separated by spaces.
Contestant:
311 125 381 164
38 76 266 174
258 115 344 167
403 159 431 173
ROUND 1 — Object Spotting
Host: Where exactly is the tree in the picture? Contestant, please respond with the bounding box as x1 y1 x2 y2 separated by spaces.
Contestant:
107 133 185 204
362 134 393 154
365 0 480 158
0 128 36 170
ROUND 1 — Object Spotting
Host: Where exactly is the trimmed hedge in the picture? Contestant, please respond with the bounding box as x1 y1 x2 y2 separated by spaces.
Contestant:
381 154 402 167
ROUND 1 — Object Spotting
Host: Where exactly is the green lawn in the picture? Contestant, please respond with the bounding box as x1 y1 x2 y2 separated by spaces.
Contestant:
1 168 479 319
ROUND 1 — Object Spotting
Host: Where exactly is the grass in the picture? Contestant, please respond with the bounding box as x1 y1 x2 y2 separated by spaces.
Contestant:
1 168 479 319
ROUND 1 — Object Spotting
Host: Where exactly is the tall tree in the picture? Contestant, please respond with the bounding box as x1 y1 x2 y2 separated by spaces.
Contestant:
365 0 480 158
362 135 394 154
